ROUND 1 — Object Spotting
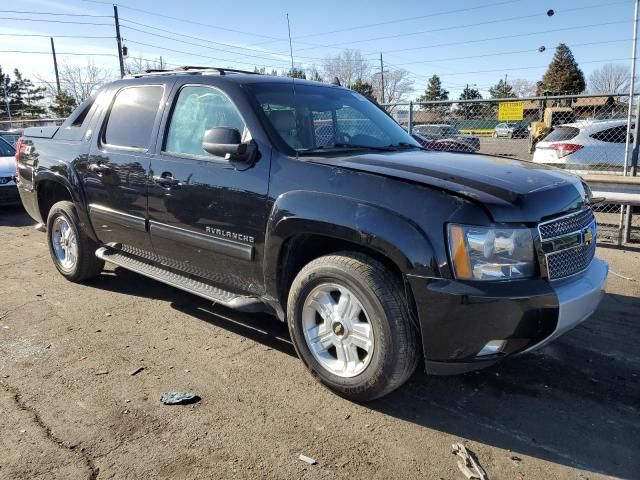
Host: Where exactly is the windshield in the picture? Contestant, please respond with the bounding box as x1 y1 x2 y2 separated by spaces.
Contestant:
248 83 419 153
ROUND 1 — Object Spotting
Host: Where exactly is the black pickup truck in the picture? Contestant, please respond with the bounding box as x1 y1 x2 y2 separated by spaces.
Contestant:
16 68 608 400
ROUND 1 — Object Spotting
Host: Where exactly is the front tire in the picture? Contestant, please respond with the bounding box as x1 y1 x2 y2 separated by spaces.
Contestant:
287 252 419 401
47 201 104 282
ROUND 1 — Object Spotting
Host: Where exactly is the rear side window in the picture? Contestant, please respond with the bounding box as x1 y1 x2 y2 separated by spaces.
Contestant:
543 126 580 142
590 125 633 143
103 86 164 149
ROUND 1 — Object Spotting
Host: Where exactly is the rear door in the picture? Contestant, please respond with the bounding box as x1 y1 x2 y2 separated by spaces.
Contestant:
82 81 171 253
147 82 271 295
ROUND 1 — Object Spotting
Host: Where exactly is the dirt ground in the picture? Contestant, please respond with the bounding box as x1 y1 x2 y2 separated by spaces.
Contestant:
1 206 639 480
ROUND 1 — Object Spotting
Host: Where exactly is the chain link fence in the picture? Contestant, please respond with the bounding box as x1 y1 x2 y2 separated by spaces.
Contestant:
383 93 640 244
0 118 65 132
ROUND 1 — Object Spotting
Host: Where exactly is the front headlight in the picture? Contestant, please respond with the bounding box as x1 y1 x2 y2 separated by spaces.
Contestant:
447 224 535 281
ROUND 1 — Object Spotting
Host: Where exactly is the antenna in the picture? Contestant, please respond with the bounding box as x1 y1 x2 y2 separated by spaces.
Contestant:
286 13 299 159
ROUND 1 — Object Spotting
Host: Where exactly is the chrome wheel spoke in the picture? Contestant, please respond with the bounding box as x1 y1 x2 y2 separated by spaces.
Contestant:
336 289 361 323
301 282 375 378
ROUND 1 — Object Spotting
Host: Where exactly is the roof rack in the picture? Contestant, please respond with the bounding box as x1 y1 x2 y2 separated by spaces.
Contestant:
124 66 261 79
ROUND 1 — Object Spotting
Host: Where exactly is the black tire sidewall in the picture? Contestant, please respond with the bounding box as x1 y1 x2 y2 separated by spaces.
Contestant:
288 263 396 397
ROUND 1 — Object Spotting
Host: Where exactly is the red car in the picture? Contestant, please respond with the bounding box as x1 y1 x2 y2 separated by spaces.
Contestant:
412 124 480 153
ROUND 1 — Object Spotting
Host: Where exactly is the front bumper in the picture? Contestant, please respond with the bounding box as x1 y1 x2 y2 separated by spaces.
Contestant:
406 257 608 375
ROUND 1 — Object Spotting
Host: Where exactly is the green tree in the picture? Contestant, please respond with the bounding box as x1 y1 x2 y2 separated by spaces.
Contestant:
538 43 585 94
0 66 12 120
351 79 375 99
416 74 449 104
283 67 306 79
489 78 516 98
11 69 46 118
50 90 77 118
457 85 483 119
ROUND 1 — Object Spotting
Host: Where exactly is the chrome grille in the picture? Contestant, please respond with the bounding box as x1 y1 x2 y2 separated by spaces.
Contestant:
539 208 595 240
538 208 597 280
546 241 596 280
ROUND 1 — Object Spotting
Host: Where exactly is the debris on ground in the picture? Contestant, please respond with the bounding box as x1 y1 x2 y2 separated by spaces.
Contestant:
160 392 200 405
452 443 488 480
298 454 317 465
129 367 144 376
95 370 109 375
510 455 522 464
610 270 635 282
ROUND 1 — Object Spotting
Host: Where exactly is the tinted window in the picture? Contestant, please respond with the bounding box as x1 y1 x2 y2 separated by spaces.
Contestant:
165 86 247 157
0 137 15 156
103 86 163 149
590 125 633 143
250 83 418 152
544 126 580 142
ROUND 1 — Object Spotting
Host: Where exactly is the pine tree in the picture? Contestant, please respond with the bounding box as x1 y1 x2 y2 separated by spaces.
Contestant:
11 69 46 118
489 79 516 98
351 79 375 99
458 85 483 119
0 66 12 121
416 75 449 104
283 68 306 79
538 43 585 94
50 90 77 118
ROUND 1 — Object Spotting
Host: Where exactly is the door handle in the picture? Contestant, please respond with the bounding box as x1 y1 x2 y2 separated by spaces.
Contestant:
153 172 180 188
88 161 110 175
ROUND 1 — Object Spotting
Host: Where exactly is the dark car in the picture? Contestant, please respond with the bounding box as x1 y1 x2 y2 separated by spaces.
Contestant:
412 124 480 152
0 129 23 147
15 67 607 401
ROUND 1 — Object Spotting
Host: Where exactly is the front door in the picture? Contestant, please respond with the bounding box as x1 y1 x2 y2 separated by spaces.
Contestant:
82 83 167 253
147 83 270 295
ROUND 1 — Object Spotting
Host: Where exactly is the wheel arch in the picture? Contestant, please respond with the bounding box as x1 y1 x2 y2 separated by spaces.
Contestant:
263 191 436 313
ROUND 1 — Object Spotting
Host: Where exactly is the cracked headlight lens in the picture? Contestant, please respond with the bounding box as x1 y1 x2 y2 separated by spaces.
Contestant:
447 224 535 280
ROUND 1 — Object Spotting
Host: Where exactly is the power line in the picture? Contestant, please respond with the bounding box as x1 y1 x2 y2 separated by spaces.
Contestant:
437 57 631 77
378 20 630 55
293 0 630 52
0 9 112 17
122 39 290 68
0 33 114 39
392 39 632 67
292 0 527 40
0 50 116 57
119 19 326 62
0 17 112 26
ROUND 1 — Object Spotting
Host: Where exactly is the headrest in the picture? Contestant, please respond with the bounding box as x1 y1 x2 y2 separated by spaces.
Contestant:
269 110 296 132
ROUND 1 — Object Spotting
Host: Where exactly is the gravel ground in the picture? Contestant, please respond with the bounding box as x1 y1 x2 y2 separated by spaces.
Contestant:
1 206 639 480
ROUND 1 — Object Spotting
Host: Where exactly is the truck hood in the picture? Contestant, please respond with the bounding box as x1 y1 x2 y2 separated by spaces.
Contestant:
0 155 15 177
311 150 588 223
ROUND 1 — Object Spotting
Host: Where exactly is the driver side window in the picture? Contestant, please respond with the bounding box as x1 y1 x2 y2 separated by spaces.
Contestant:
165 85 247 157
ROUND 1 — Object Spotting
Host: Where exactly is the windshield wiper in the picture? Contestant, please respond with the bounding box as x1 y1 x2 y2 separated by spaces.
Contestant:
382 142 426 151
299 143 397 154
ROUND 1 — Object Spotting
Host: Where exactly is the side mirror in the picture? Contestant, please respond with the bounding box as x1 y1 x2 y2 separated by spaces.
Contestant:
202 127 255 162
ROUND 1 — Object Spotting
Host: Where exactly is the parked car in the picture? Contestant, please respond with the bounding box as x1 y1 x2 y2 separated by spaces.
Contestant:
493 122 528 138
0 129 23 147
413 124 480 152
0 137 19 206
16 68 607 401
532 119 632 168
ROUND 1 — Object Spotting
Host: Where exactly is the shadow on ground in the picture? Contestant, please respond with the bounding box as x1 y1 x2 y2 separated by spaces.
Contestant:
7 208 638 478
88 265 640 479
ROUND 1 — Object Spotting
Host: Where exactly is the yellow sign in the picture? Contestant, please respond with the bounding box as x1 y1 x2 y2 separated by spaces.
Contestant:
498 101 524 121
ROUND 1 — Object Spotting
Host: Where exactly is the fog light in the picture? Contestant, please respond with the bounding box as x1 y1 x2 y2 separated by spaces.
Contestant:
478 340 506 357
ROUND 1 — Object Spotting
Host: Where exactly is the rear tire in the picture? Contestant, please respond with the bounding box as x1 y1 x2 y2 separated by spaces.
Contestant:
287 252 419 401
46 201 104 282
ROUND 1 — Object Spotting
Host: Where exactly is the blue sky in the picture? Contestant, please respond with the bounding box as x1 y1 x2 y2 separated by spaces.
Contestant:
1 0 635 98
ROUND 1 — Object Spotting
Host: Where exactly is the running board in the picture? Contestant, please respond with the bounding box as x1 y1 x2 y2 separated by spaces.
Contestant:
95 247 265 312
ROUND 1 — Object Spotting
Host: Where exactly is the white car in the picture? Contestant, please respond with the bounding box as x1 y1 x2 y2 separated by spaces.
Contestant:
532 119 632 169
0 137 19 206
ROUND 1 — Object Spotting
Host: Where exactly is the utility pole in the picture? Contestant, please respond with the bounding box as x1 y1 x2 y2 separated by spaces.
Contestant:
114 5 125 78
379 53 385 104
623 0 639 242
50 37 61 94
